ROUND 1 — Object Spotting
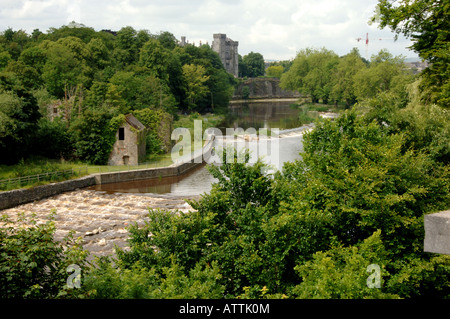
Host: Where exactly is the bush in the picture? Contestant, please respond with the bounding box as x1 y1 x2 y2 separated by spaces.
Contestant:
0 212 89 298
82 257 224 299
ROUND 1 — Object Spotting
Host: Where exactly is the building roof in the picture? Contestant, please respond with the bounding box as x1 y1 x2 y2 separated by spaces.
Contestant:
125 114 146 131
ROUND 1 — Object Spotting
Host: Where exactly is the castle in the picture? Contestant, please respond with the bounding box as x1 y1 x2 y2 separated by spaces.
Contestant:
179 33 239 78
212 34 239 78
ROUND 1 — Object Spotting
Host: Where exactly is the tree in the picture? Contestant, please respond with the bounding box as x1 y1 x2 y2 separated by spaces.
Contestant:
179 44 235 111
41 41 88 98
352 49 412 102
157 31 178 50
69 107 117 164
330 48 366 107
0 88 41 164
182 64 210 111
87 38 109 69
18 46 47 74
115 26 139 65
280 47 339 103
4 60 42 90
265 65 284 78
371 0 449 107
241 52 265 78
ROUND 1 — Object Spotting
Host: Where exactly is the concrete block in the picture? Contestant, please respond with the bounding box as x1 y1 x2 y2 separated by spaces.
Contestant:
424 210 450 255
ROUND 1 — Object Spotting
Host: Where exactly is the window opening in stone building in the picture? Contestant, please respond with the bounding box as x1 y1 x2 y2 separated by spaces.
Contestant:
119 127 125 140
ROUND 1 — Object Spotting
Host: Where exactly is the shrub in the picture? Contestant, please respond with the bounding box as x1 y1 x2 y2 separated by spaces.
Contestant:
0 212 89 298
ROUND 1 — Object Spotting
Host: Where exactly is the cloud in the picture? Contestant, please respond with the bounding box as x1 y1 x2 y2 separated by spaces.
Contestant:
0 0 418 60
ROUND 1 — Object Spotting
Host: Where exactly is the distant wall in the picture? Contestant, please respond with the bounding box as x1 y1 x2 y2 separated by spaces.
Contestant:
233 77 301 100
0 136 215 211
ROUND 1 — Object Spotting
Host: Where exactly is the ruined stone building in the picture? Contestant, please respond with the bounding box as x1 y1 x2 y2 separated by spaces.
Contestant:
108 114 146 166
212 33 239 77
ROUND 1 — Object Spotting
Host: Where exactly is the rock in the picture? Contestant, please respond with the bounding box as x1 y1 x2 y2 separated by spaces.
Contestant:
98 238 107 246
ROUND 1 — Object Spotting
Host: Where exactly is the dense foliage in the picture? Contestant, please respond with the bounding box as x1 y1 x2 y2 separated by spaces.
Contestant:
372 0 449 108
0 24 236 165
280 47 414 107
239 52 266 78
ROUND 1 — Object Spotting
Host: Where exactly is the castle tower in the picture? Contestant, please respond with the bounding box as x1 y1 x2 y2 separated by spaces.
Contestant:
212 33 239 77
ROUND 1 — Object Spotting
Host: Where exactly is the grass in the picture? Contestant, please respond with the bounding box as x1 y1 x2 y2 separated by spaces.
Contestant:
0 154 177 191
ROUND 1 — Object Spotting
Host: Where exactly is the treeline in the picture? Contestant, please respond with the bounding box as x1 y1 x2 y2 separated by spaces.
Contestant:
280 47 414 107
0 23 236 165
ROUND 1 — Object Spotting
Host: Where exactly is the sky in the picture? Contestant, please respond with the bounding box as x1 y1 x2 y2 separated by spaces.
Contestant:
0 0 420 61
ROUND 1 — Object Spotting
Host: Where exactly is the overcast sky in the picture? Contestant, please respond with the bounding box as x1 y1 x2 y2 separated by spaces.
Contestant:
0 0 419 61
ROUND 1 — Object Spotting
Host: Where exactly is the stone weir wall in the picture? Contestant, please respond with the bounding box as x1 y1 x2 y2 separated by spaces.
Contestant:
233 77 301 100
0 136 215 211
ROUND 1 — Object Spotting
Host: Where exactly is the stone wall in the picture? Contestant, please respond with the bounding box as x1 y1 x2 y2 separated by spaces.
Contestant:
0 136 215 211
0 175 96 211
233 77 301 100
424 210 450 255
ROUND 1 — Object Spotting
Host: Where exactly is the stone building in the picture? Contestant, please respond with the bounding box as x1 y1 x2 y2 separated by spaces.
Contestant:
108 114 146 166
212 33 239 77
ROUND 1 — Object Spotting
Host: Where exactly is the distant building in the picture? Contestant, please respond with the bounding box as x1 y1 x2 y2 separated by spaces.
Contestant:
404 60 429 74
108 114 146 166
212 33 239 77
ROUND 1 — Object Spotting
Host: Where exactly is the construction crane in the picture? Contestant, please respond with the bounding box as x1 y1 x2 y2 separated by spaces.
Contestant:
356 33 393 60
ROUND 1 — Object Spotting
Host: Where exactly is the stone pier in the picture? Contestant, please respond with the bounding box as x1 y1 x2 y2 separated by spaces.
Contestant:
424 210 450 255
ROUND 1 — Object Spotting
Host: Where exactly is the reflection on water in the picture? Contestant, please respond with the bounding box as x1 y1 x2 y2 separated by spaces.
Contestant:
220 100 301 131
91 100 305 196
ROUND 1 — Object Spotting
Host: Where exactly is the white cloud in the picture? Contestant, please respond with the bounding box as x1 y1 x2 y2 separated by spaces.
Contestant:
0 0 418 60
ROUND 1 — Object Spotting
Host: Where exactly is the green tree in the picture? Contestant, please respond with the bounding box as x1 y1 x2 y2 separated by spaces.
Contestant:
330 48 366 107
19 46 47 74
4 60 42 89
280 47 339 103
241 52 265 78
352 49 412 102
292 231 398 299
0 89 41 164
157 31 178 50
0 213 89 298
179 44 235 111
265 65 284 78
182 64 210 111
41 42 85 98
115 26 139 65
69 107 117 164
87 38 109 70
372 0 449 107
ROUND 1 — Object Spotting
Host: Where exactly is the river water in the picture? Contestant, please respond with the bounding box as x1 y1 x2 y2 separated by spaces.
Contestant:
90 100 307 196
